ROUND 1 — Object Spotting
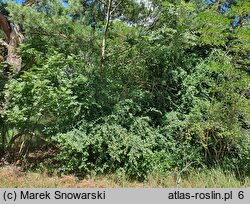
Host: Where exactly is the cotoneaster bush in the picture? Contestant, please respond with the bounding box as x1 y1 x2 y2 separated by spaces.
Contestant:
53 122 172 179
53 101 174 179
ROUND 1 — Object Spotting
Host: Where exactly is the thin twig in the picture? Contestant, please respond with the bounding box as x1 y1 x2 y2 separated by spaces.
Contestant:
110 1 122 15
176 161 196 188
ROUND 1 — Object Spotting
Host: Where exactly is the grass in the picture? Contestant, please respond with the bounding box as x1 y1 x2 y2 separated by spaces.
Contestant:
0 165 249 188
146 169 250 188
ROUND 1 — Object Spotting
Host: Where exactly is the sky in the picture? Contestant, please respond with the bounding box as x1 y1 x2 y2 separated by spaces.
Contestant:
14 0 23 3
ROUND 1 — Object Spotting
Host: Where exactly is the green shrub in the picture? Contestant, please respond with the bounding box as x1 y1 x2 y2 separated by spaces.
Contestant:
53 115 173 179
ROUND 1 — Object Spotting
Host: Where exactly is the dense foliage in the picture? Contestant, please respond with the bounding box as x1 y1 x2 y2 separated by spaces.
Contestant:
0 0 249 180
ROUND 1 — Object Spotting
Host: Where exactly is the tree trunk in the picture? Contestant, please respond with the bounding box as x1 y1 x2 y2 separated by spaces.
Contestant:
7 23 24 72
101 0 112 63
0 13 24 72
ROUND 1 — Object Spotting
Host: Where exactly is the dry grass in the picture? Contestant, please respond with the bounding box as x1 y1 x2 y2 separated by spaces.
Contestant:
0 166 119 188
0 165 249 188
